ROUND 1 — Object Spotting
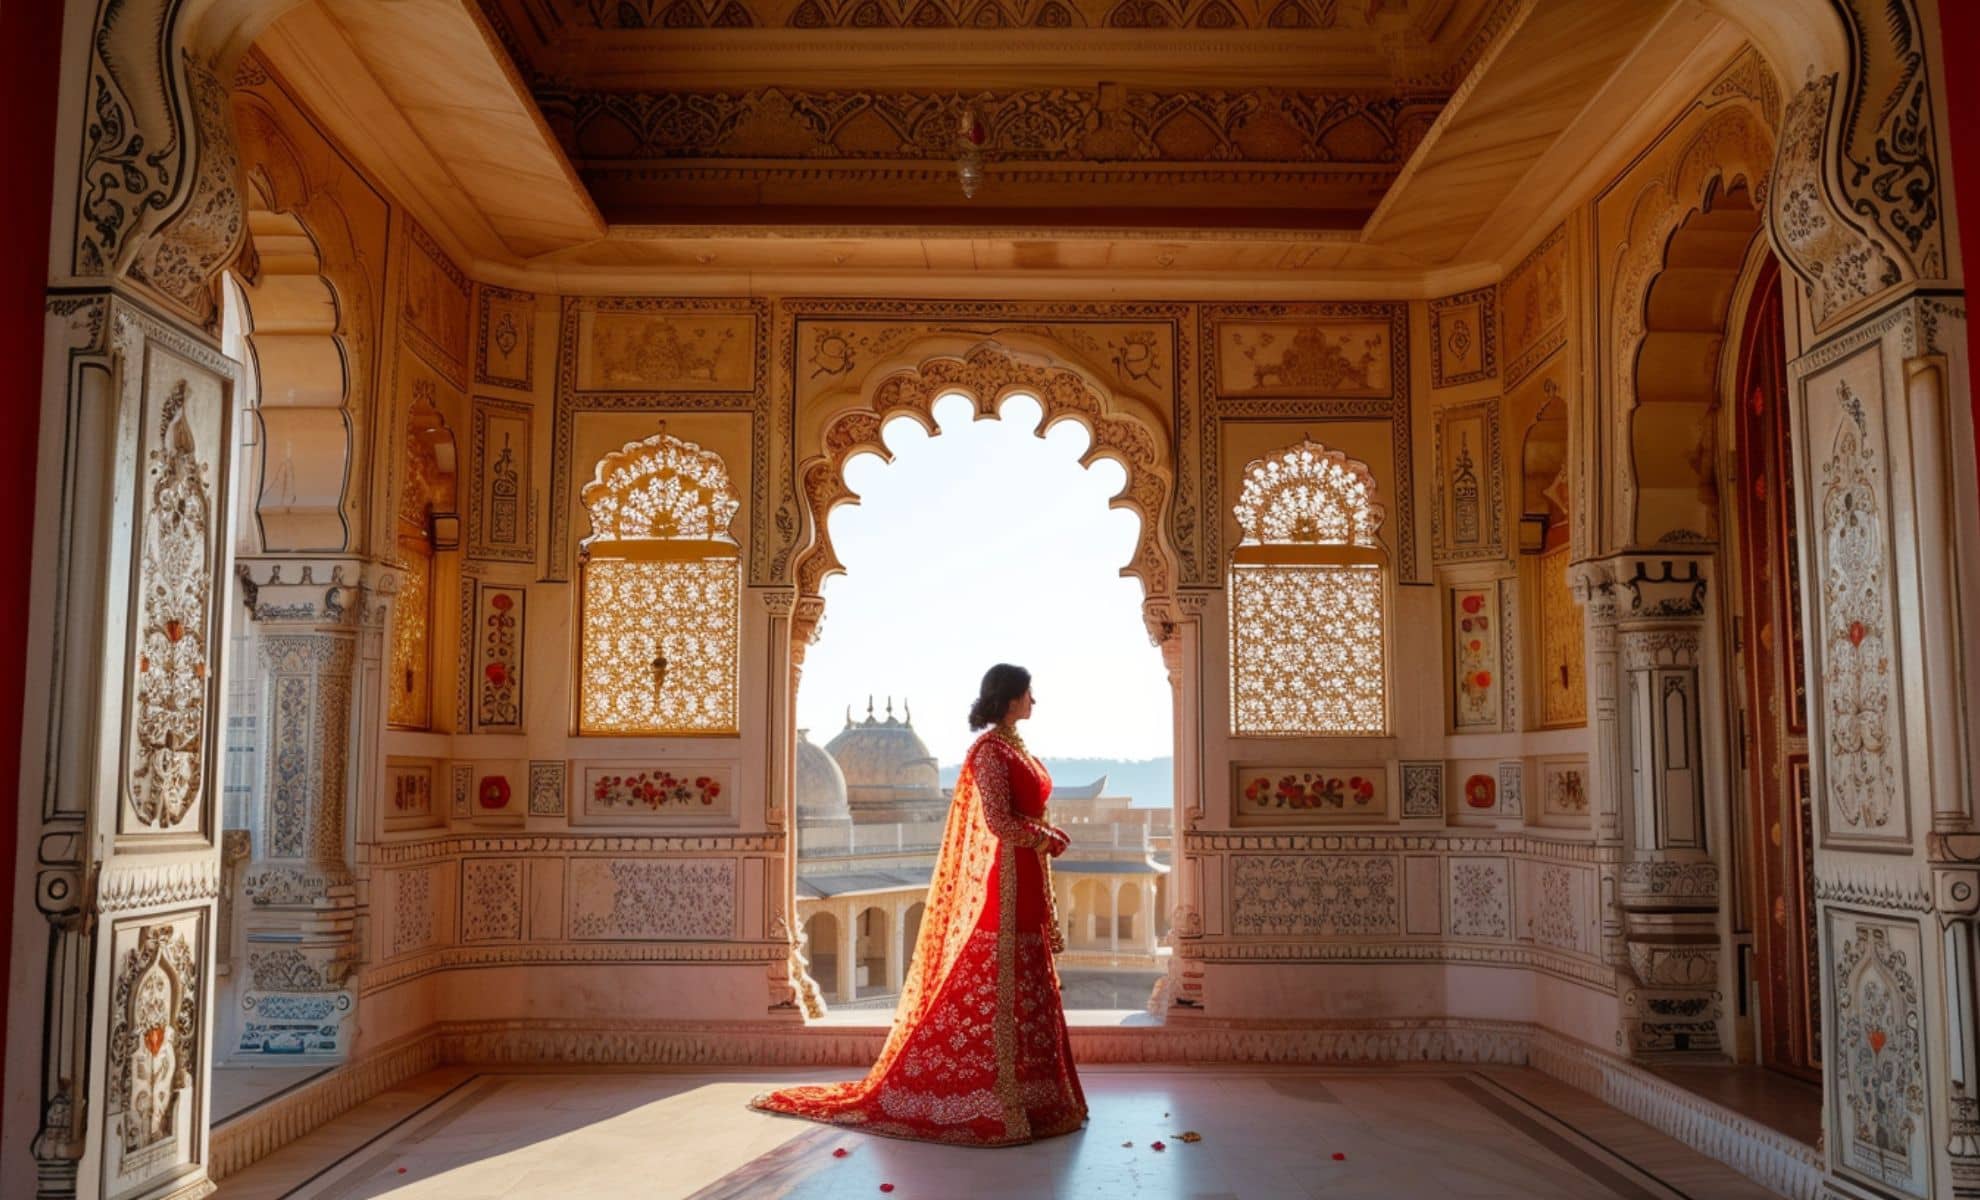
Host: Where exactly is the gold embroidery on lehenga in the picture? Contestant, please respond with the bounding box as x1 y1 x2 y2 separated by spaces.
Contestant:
749 731 1084 1145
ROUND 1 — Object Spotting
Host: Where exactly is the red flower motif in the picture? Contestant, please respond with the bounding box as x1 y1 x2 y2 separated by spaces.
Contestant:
1473 670 1493 689
1461 594 1484 614
484 662 508 687
1869 1028 1887 1054
491 593 514 612
1848 620 1867 647
479 775 511 810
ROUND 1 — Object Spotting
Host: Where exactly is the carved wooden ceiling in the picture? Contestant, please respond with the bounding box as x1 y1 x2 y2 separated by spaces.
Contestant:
256 0 1736 291
473 0 1515 229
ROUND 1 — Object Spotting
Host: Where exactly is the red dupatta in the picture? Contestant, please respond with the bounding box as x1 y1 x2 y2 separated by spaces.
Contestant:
750 730 1086 1145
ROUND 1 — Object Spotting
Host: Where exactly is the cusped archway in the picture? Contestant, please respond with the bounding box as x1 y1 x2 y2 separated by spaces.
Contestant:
791 337 1180 650
1608 102 1775 547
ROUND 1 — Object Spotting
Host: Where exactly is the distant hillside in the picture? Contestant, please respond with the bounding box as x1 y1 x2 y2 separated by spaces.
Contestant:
940 756 1173 809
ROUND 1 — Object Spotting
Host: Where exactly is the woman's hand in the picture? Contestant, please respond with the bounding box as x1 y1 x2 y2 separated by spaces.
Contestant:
1045 826 1070 858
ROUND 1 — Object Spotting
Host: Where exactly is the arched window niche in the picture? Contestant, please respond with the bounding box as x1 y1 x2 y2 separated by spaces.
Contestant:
1228 439 1390 736
577 431 741 736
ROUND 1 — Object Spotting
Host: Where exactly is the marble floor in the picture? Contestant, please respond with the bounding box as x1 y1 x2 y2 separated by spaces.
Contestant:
212 1065 1787 1199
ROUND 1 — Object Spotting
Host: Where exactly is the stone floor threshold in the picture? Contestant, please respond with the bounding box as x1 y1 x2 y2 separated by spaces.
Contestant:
209 1022 1824 1199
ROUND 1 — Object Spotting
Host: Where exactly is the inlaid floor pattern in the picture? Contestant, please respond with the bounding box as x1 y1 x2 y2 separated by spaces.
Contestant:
213 1065 1786 1199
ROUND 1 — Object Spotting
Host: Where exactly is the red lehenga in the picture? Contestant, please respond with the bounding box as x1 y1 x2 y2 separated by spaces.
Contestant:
750 728 1088 1146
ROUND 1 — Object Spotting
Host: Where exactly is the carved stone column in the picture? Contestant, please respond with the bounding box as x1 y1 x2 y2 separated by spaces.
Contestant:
1151 592 1209 1015
230 559 365 1059
780 594 827 1018
1109 880 1122 954
837 905 858 1004
887 899 908 994
1604 557 1725 1059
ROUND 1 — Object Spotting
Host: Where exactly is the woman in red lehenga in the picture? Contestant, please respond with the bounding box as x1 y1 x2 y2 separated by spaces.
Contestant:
751 663 1088 1146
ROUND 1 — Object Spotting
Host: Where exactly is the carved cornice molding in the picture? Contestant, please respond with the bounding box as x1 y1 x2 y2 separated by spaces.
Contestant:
1179 938 1618 989
540 84 1444 174
1182 830 1619 864
236 558 371 627
359 832 787 867
1618 558 1707 619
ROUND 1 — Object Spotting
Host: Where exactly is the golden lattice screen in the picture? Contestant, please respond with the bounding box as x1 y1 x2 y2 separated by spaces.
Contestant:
578 433 741 736
1229 440 1389 736
580 558 738 734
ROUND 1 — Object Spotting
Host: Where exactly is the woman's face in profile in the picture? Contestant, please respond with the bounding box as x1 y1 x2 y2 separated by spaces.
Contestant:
1009 686 1036 722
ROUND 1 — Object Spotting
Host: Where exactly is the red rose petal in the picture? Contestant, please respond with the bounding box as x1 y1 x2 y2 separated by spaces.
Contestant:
832 1147 848 1158
1332 1152 1347 1161
1151 1141 1166 1151
397 1167 408 1174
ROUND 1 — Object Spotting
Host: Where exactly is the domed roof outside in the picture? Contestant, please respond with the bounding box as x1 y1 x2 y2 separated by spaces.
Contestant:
795 728 849 823
823 697 940 792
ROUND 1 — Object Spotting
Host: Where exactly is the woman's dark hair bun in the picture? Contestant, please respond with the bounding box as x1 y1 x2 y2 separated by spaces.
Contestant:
968 663 1032 731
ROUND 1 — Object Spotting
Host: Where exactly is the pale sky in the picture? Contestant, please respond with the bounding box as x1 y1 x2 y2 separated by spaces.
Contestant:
796 394 1172 767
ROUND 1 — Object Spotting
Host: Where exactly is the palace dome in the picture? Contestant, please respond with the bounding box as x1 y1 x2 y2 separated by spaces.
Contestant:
824 697 940 792
794 728 850 823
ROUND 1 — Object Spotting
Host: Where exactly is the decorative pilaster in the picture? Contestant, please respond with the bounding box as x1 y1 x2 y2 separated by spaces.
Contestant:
1152 591 1208 1016
1602 557 1724 1059
1936 852 1980 1198
230 559 367 1060
886 900 907 994
771 589 821 1018
836 907 858 1004
1573 562 1628 980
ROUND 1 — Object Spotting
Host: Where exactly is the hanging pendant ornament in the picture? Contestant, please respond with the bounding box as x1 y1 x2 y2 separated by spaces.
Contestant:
956 105 985 199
